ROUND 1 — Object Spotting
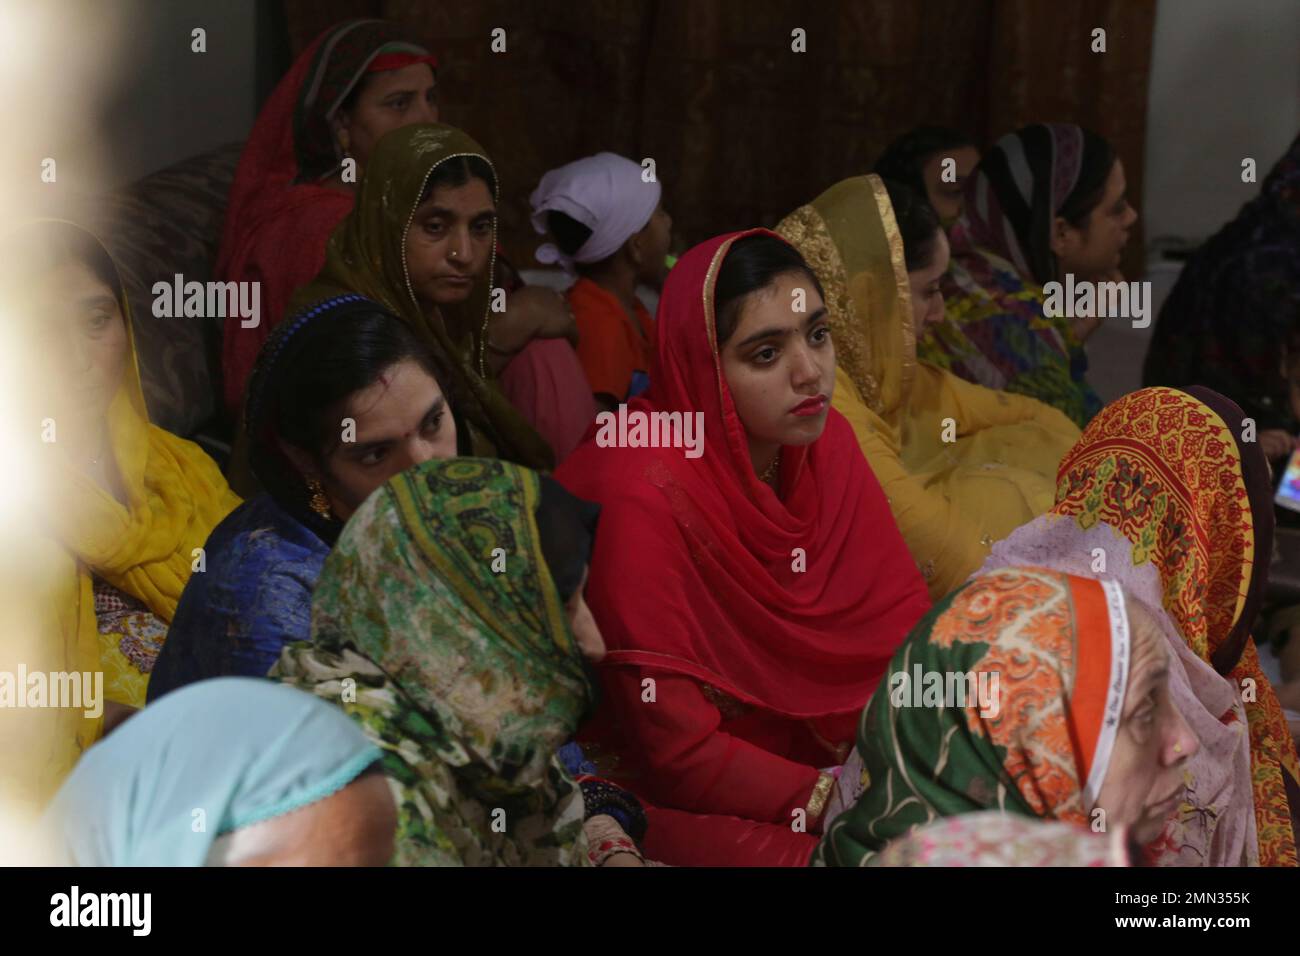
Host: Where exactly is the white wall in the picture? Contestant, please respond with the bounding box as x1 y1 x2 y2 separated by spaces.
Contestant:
102 0 260 185
1089 0 1300 403
4 0 260 218
1143 0 1300 246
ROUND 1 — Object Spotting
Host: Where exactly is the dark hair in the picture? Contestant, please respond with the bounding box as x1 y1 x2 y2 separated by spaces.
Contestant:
882 178 943 272
713 235 826 345
419 154 497 202
546 210 595 258
337 73 375 117
5 221 124 303
1057 128 1117 229
247 298 454 533
535 476 601 602
873 125 976 199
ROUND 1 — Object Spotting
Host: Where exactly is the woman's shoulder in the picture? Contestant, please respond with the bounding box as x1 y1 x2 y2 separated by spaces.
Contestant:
205 496 330 571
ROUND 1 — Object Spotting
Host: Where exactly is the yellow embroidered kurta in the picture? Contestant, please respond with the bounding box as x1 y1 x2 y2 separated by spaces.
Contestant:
778 177 1079 599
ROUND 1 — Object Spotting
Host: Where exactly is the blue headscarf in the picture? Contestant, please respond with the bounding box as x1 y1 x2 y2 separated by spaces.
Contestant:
42 678 383 866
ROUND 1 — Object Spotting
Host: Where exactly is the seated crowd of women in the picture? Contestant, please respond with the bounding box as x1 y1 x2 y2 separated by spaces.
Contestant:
10 18 1300 868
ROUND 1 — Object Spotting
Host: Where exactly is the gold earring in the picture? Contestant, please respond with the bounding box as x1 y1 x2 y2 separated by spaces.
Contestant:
306 477 333 519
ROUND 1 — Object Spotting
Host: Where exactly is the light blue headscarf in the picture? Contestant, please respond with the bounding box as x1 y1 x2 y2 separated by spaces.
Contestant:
42 678 383 866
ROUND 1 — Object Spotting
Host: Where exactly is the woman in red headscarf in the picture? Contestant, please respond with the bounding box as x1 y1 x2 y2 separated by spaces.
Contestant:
557 231 931 865
217 20 440 419
217 20 592 463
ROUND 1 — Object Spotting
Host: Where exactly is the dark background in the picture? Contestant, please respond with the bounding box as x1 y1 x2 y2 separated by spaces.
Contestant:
269 0 1156 274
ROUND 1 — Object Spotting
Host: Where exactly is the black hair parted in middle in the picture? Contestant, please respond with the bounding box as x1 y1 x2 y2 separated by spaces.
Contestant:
419 154 498 204
245 296 460 537
712 234 826 345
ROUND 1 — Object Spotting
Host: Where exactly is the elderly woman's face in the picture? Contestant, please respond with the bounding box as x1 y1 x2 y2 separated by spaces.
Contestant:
30 260 129 435
1093 599 1199 844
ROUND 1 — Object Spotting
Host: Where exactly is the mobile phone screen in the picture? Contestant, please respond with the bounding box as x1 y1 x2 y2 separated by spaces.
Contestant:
1275 446 1300 512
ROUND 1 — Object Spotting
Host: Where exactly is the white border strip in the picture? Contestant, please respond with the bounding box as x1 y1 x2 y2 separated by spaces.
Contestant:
1083 577 1130 808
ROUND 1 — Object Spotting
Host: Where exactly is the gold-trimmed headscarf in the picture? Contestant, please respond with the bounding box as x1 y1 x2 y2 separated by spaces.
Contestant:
776 174 916 432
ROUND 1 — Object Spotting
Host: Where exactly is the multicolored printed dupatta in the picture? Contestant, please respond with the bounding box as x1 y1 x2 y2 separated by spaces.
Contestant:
919 124 1104 427
1052 386 1300 866
273 458 595 866
815 568 1131 867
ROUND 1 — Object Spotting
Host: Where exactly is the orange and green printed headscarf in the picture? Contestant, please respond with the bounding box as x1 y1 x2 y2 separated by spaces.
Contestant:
817 567 1131 866
1052 386 1300 866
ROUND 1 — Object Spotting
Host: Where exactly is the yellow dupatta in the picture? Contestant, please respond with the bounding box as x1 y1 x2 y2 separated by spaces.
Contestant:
4 222 239 808
776 176 1080 598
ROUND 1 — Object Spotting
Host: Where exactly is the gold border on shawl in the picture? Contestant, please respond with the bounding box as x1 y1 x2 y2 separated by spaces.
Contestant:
866 174 917 413
774 204 878 413
805 771 835 821
702 234 736 416
399 150 501 379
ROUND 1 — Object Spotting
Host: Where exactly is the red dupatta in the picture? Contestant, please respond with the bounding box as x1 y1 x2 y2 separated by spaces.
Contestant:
215 20 436 417
557 229 931 722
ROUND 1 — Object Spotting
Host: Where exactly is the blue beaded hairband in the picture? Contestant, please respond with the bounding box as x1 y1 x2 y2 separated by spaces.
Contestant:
244 293 372 434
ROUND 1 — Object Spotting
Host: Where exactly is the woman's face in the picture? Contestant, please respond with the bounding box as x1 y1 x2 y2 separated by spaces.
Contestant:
288 358 457 522
225 771 397 866
335 63 438 169
405 177 496 308
566 566 606 663
1052 158 1138 280
719 271 836 468
921 145 980 226
31 260 129 442
1093 599 1199 844
908 228 950 334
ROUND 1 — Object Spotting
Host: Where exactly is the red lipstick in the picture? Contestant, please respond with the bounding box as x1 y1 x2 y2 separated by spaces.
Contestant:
790 395 828 417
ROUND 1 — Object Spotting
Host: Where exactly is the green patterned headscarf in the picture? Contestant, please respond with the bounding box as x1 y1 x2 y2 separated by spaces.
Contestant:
816 567 1132 866
291 123 554 470
273 458 595 865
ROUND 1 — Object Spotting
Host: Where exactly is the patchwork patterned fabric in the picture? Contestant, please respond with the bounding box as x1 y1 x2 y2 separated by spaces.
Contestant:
1055 387 1299 865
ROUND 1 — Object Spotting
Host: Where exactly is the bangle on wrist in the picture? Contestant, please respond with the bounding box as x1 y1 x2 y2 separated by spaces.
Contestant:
805 771 835 822
588 837 643 867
